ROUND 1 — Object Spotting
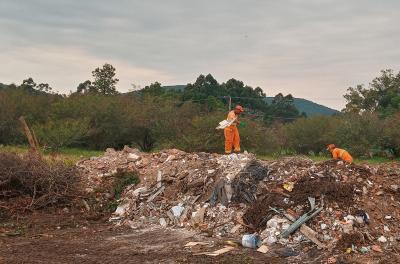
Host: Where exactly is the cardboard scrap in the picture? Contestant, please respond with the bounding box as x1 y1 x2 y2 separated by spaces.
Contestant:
257 245 269 253
184 241 211 247
194 246 236 256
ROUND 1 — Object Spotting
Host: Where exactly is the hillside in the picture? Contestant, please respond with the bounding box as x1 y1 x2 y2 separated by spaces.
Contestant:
265 97 338 116
163 85 339 116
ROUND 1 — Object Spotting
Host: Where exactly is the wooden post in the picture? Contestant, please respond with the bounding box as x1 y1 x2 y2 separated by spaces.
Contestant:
19 116 38 152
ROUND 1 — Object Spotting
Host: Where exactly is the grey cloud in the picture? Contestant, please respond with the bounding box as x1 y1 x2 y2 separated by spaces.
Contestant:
1 0 400 109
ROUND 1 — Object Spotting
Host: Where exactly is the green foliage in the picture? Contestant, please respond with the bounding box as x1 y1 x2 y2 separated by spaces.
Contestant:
264 93 301 124
334 113 383 157
92 63 119 95
343 69 400 116
3 68 400 159
140 82 164 96
181 74 269 112
113 170 140 199
283 116 337 154
381 113 400 156
33 119 90 150
76 63 119 95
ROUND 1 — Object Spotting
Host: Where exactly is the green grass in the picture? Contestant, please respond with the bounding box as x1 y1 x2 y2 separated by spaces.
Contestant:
257 153 399 164
0 145 103 164
1 145 398 165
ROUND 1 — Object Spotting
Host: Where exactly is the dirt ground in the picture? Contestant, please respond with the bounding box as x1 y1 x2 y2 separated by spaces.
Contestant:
2 206 400 264
0 209 287 264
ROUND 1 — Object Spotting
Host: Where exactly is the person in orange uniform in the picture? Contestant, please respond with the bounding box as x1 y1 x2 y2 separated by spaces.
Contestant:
224 105 244 154
327 144 353 164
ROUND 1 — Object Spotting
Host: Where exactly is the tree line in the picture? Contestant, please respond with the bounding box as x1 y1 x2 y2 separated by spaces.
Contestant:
1 64 400 158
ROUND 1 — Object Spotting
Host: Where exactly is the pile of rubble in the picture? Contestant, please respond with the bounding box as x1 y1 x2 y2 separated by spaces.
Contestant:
78 148 400 260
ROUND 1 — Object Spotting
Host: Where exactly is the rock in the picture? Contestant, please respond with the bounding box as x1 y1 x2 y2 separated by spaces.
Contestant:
355 216 364 225
385 215 392 220
105 148 116 153
384 225 390 232
123 146 140 154
345 215 355 221
127 153 141 161
321 223 328 230
378 236 387 243
360 246 369 254
390 184 399 192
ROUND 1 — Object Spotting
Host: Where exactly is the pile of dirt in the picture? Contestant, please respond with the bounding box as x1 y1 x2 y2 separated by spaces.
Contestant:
242 192 290 231
291 176 354 206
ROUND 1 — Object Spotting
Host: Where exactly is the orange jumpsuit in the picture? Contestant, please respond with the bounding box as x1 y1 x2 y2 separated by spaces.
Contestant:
331 148 353 163
224 110 240 154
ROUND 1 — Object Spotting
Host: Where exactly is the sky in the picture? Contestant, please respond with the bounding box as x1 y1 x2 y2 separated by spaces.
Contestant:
0 0 399 110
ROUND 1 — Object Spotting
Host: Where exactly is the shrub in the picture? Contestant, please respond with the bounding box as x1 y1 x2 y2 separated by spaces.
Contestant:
34 119 90 150
0 152 81 209
283 116 338 154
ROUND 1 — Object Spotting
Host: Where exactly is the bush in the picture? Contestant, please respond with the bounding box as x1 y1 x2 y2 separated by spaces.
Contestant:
34 119 90 150
0 152 81 209
382 113 400 156
283 116 338 154
334 113 383 157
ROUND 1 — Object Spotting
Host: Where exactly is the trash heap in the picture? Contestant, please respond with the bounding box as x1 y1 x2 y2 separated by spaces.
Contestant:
78 148 268 237
78 148 400 256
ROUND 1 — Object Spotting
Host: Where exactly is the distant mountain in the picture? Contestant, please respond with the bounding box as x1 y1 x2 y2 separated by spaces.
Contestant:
163 85 339 117
265 97 339 117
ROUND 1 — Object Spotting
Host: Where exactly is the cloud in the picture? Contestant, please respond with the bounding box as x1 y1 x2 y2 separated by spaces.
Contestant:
1 0 400 109
0 46 173 93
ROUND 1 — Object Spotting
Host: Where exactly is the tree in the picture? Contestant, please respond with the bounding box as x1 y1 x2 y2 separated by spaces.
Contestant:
76 80 94 94
141 82 164 96
343 69 400 116
264 93 301 123
20 78 53 94
91 63 119 95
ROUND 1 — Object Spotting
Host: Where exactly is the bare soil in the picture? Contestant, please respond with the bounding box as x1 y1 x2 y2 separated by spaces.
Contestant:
0 209 285 264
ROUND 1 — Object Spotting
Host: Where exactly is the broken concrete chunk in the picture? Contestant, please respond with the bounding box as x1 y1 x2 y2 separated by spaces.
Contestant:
127 153 141 161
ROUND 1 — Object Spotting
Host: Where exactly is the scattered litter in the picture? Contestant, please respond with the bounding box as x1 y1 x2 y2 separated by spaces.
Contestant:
372 245 383 253
77 148 400 254
241 234 261 249
360 246 370 254
283 182 294 192
257 245 269 253
378 236 387 243
194 246 236 256
184 242 211 247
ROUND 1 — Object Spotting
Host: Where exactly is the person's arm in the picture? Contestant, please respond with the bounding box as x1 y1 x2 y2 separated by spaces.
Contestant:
227 112 238 124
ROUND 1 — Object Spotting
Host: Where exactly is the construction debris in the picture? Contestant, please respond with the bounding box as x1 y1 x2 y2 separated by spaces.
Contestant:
77 148 400 258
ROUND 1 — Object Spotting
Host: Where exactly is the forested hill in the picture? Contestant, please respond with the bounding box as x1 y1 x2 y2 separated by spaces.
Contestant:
163 85 339 116
265 97 338 116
